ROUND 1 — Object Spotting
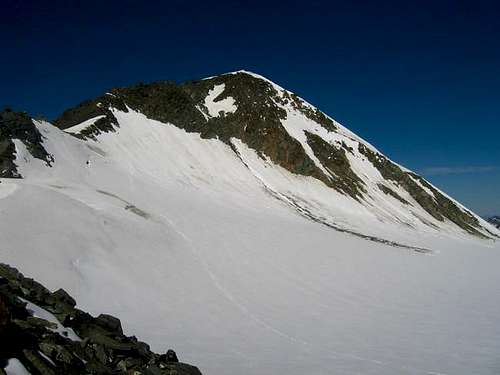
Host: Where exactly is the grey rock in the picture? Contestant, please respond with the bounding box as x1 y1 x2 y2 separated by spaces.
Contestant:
0 262 204 375
95 314 123 335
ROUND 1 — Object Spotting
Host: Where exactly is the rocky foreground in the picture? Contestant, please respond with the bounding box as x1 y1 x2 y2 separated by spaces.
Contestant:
0 263 202 374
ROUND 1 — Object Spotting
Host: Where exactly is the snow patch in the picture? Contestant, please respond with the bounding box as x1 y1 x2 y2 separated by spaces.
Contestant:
38 351 56 366
65 115 106 134
409 174 436 199
196 104 210 121
20 297 81 341
279 108 333 178
204 84 237 117
5 359 31 375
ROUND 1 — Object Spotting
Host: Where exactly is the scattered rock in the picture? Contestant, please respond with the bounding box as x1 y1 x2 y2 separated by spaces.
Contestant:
0 263 203 374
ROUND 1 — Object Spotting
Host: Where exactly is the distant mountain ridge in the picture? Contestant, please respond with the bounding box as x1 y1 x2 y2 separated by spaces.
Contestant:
487 216 500 228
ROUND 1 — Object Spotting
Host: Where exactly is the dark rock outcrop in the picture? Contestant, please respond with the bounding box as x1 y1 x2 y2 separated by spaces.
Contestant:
0 263 203 375
0 109 53 178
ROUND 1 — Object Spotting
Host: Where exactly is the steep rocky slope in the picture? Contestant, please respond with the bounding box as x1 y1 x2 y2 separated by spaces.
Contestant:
0 109 53 178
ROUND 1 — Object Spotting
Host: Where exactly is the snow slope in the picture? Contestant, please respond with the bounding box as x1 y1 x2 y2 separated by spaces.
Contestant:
64 115 106 134
1 108 500 375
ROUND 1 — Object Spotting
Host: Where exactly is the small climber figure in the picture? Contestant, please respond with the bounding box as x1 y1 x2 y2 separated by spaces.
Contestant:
159 349 179 363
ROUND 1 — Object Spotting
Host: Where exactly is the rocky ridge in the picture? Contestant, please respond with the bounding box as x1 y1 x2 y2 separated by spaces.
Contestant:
0 263 202 375
0 109 53 178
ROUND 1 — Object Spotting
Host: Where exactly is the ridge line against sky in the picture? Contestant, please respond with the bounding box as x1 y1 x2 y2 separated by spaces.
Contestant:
1 0 499 215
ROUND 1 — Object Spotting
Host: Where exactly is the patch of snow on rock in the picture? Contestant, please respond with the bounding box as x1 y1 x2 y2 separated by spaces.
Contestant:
204 84 237 117
20 297 81 341
65 115 106 134
5 358 31 375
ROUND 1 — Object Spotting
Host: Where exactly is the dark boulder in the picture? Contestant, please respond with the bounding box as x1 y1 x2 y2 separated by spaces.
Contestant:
51 288 76 308
94 313 123 335
161 349 179 363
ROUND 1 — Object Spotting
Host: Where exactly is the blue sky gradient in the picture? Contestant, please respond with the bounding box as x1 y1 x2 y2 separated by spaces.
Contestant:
1 0 499 215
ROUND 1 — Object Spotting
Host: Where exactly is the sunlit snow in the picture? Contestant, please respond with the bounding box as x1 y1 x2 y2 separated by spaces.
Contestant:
204 84 237 117
1 85 499 375
64 115 106 134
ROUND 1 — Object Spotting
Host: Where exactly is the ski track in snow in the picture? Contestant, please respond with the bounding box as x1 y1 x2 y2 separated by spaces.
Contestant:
159 213 311 347
158 214 441 375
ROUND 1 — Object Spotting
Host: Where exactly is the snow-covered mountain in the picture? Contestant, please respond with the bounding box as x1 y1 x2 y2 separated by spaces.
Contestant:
1 71 500 374
487 216 500 228
3 71 498 245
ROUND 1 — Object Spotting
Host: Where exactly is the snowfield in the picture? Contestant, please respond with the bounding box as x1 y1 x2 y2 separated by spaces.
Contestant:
1 109 500 375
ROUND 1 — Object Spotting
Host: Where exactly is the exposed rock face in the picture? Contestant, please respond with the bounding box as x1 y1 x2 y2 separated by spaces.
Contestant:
0 263 203 375
0 109 53 178
357 144 483 236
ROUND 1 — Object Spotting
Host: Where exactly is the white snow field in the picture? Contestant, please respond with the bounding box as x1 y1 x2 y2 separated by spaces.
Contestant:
1 107 500 375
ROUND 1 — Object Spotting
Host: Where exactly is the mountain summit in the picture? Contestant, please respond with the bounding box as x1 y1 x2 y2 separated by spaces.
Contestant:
2 71 497 244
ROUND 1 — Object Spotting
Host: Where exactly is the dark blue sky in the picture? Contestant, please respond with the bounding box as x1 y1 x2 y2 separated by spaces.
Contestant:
1 0 499 215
